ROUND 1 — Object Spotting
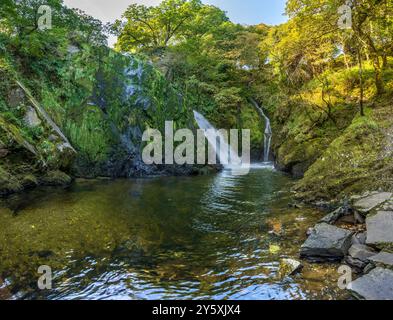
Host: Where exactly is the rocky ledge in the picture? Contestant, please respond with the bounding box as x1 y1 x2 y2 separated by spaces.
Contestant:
299 191 393 300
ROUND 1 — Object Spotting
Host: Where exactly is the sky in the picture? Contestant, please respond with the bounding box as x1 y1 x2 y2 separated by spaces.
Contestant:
63 0 288 47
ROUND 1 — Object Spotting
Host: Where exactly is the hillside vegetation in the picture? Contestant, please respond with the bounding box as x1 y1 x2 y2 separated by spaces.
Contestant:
1 0 393 202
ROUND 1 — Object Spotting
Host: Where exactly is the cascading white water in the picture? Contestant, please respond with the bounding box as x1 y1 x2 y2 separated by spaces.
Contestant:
250 99 272 162
193 111 242 168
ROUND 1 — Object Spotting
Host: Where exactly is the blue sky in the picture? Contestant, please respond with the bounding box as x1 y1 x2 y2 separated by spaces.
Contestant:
63 0 288 46
204 0 288 25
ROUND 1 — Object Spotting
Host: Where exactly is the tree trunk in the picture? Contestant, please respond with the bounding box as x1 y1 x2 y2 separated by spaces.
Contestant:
382 54 388 69
358 47 365 117
373 56 385 95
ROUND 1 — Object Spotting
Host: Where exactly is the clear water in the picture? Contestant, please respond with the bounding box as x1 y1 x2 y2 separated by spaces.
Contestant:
0 166 347 300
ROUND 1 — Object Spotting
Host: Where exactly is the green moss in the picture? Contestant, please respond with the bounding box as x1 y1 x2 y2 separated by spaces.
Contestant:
40 170 72 186
0 165 22 195
294 102 393 201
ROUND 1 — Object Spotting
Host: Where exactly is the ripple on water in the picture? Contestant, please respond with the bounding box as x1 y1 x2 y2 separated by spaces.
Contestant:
0 166 348 300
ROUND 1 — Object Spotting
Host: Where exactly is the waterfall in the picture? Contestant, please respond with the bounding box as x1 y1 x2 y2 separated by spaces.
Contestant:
250 99 272 162
193 111 242 168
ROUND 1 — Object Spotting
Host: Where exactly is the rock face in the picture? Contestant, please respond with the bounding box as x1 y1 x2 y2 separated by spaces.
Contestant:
366 211 393 247
300 223 353 261
369 252 393 268
349 268 393 300
353 192 392 214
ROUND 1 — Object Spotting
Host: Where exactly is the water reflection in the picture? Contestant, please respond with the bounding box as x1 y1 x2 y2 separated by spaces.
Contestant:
0 168 347 300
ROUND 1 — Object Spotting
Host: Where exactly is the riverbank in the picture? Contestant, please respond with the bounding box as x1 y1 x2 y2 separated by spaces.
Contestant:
297 191 393 299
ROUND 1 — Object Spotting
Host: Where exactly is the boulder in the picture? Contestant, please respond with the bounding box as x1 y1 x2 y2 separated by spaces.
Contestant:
369 252 393 269
353 192 392 214
345 256 368 270
279 258 303 278
349 267 393 300
352 232 367 245
24 106 41 127
40 170 72 186
348 244 377 261
300 223 353 261
366 211 393 247
346 244 376 270
319 207 346 224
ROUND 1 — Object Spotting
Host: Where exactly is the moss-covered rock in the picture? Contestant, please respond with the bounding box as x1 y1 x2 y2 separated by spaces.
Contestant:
294 100 393 202
40 170 72 186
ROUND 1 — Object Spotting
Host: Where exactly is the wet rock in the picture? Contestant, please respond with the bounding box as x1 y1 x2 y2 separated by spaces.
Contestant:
366 211 393 247
369 252 393 269
353 192 392 214
279 258 303 278
349 267 393 300
40 170 72 186
300 223 353 261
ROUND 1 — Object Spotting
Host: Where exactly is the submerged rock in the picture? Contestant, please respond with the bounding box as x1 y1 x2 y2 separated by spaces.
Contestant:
352 192 392 214
366 211 393 247
349 267 393 300
300 223 353 261
279 258 303 278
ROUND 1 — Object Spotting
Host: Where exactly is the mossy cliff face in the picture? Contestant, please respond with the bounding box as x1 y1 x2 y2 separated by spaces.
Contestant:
1 42 190 195
0 63 76 195
272 98 356 178
271 64 393 202
293 101 393 202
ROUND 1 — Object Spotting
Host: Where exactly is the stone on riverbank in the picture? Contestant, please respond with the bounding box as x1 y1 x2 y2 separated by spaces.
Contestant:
352 232 367 245
366 211 393 247
345 244 377 270
369 252 393 269
349 268 393 300
352 192 392 214
319 207 346 224
300 223 353 261
348 244 377 261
